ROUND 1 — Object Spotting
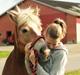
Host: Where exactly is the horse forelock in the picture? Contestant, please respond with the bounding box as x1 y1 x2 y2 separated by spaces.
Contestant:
8 6 42 36
17 8 42 36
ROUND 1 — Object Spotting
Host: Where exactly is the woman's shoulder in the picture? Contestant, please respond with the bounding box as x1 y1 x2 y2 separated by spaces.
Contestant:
52 42 68 56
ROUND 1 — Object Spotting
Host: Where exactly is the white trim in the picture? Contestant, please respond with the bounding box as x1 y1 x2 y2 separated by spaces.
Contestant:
76 23 80 43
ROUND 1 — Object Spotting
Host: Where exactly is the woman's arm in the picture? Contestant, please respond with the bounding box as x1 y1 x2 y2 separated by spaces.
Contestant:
36 50 67 75
50 50 67 75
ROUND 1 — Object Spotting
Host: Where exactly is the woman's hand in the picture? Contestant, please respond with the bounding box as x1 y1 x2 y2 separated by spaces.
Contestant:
44 48 50 60
29 49 36 66
25 43 36 66
25 42 32 59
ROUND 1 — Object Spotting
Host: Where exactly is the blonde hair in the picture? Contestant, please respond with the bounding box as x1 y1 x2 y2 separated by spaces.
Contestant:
53 18 67 35
47 24 62 39
44 18 67 40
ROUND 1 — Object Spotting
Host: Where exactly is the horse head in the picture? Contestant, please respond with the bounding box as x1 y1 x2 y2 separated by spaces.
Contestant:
8 6 42 52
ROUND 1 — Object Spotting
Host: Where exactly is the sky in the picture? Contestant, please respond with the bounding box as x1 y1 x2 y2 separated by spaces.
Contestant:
0 0 23 16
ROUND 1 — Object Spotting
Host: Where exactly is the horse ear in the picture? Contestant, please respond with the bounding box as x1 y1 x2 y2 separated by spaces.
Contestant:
34 6 40 16
7 10 18 23
7 5 21 23
15 5 21 13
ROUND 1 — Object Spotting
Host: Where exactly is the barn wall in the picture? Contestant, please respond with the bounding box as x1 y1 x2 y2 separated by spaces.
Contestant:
0 0 77 44
66 14 76 43
0 15 15 44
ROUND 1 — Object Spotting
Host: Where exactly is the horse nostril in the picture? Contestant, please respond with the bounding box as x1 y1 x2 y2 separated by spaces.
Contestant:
22 29 28 33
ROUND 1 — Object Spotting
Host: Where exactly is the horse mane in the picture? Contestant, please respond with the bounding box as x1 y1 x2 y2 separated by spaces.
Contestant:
8 6 42 36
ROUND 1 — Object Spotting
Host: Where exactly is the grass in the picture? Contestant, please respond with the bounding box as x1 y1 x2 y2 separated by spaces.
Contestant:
0 51 11 58
65 69 80 75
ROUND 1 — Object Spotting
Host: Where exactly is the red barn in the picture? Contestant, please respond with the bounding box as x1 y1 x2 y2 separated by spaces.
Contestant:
0 0 80 45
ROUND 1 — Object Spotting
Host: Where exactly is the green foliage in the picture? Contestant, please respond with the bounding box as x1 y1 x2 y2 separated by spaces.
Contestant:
0 51 10 58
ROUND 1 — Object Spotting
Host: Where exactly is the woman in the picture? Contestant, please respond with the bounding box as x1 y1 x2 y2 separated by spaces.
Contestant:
25 18 68 75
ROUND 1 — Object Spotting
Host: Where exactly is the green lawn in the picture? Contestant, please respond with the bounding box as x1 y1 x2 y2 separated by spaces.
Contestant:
65 69 80 75
0 51 11 58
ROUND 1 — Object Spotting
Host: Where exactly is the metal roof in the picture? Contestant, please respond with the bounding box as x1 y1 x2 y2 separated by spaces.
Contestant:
53 0 80 3
33 0 80 17
0 0 23 16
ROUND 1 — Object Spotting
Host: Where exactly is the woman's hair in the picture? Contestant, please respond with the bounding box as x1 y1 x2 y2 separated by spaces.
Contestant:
46 18 67 39
47 25 61 39
53 18 67 35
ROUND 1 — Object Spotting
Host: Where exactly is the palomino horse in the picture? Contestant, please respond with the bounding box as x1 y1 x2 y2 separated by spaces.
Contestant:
2 6 42 75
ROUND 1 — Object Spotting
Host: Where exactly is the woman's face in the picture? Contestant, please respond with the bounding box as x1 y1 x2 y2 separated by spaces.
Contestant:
44 33 57 48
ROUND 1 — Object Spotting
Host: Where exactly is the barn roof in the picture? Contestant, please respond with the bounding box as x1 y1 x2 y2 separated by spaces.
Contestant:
53 0 80 3
0 0 23 16
33 0 80 17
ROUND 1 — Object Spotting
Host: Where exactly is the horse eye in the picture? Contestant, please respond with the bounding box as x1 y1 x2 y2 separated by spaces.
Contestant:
21 29 28 33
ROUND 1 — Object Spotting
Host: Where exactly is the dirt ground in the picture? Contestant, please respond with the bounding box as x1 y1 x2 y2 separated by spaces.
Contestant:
65 44 80 72
65 44 80 54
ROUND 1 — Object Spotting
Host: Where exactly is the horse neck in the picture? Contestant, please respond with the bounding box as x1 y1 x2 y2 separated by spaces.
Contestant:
14 44 25 64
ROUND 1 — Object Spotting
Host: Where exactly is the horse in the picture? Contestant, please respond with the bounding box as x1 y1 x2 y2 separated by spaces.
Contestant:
2 6 42 75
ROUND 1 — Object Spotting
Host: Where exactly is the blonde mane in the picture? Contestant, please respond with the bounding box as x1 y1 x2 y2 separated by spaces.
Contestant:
8 6 42 36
